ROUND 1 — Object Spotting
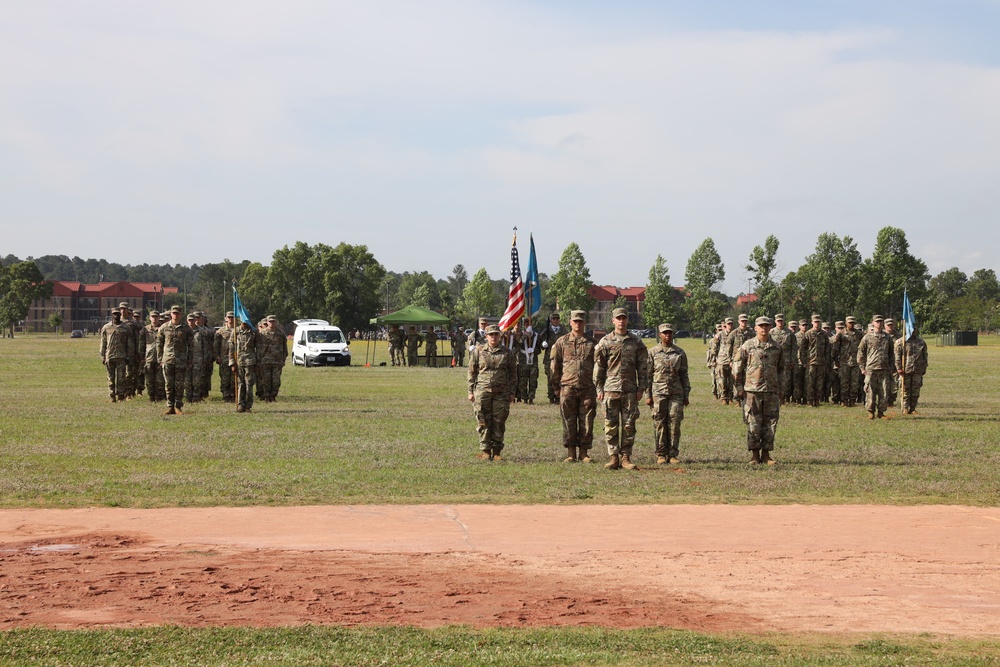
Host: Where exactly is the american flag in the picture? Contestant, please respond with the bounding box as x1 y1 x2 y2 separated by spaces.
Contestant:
498 233 525 331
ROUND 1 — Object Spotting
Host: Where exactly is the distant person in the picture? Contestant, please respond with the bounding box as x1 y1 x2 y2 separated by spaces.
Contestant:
732 316 785 464
215 312 237 403
229 319 260 413
259 315 287 402
451 326 467 368
143 310 165 402
549 310 597 462
895 327 928 414
593 307 648 470
539 312 565 404
388 324 405 366
884 318 902 408
645 323 690 465
156 305 192 415
857 315 894 419
424 328 438 367
99 310 134 403
406 325 422 367
468 324 518 461
468 316 489 352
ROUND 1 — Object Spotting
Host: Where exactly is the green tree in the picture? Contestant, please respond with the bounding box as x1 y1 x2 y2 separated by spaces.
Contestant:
795 233 863 323
928 267 967 301
236 262 270 324
190 259 251 322
684 238 726 335
460 268 500 320
0 260 51 337
550 243 595 313
48 311 64 334
396 272 442 310
321 243 386 332
266 242 332 323
966 269 1000 302
858 227 929 321
643 255 676 327
744 235 781 319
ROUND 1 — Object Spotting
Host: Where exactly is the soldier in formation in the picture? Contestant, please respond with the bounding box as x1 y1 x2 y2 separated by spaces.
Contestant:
857 314 894 419
770 314 796 402
143 310 165 402
895 327 928 414
732 316 784 465
215 312 237 402
707 323 723 399
645 322 690 465
549 310 596 462
539 312 565 404
884 318 902 408
229 318 260 413
99 309 134 402
258 315 287 402
156 305 192 415
711 318 735 404
468 323 518 461
593 307 648 470
800 314 829 407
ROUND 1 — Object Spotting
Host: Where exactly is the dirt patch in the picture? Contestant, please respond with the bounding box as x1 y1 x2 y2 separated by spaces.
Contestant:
1 505 998 634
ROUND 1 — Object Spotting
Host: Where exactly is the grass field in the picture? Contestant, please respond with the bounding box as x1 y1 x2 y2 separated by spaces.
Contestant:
2 333 999 666
1 333 998 508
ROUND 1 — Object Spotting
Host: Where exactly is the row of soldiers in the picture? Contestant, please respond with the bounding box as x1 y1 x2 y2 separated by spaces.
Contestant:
386 324 463 368
707 313 928 417
99 304 288 414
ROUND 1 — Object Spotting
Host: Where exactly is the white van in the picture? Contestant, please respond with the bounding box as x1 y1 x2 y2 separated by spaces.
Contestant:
291 319 351 367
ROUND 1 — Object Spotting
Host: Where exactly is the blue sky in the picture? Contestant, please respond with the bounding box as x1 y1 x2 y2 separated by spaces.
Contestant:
2 1 999 294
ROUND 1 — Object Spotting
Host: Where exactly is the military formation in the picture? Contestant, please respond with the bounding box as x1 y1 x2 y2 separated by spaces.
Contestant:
99 303 288 414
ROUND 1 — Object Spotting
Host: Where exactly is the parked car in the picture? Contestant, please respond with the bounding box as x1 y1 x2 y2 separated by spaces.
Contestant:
70 330 84 338
674 330 691 338
291 319 351 367
436 329 449 340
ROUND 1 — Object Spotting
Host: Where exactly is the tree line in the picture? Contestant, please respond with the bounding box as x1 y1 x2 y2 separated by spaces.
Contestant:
5 225 998 335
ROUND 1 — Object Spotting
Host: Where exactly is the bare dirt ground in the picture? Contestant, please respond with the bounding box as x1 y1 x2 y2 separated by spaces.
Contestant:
2 505 998 634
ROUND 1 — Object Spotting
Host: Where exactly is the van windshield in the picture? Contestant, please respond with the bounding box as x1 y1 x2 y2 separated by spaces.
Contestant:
307 330 343 344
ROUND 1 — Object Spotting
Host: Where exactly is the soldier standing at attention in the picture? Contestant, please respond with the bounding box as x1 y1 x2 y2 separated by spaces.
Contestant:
468 316 489 353
645 323 690 465
100 310 134 403
857 315 894 419
732 316 784 465
884 318 902 408
725 314 754 381
707 323 722 400
132 309 147 397
451 326 467 368
229 319 260 413
182 314 203 403
215 312 237 402
836 316 862 407
539 312 565 404
770 314 796 403
895 327 928 414
800 314 829 407
593 307 648 470
550 310 597 463
157 305 192 415
424 327 438 367
794 319 809 405
117 303 141 399
468 324 518 461
829 321 848 405
714 318 736 404
259 315 287 401
143 310 165 402
406 325 422 367
197 312 214 399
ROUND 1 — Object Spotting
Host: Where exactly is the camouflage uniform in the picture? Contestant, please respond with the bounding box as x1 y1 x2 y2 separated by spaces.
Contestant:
550 316 597 461
725 318 753 385
229 323 260 412
593 322 649 463
800 319 829 407
406 327 422 367
99 315 134 401
215 318 236 402
713 322 735 403
539 315 566 404
732 320 784 459
707 326 722 399
157 312 193 412
645 326 690 461
885 321 902 408
894 333 928 414
857 319 894 417
424 329 438 367
258 318 287 401
184 315 208 402
143 316 165 402
389 325 405 366
834 320 862 407
132 313 146 396
468 327 518 457
794 322 809 404
451 328 467 368
199 315 214 399
770 316 796 402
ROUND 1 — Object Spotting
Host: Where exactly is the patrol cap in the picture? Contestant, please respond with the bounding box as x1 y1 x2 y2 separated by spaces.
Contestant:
715 324 723 330
612 307 628 319
845 316 856 324
872 314 885 322
835 320 845 328
812 313 822 322
266 315 277 322
885 318 895 325
225 311 235 318
738 313 749 322
149 310 160 317
774 313 785 322
484 324 501 334
118 302 130 310
822 321 831 329
186 313 196 320
549 312 561 319
724 317 734 325
799 319 808 326
170 305 183 314
478 316 489 322
570 310 587 321
754 316 772 327
657 323 675 333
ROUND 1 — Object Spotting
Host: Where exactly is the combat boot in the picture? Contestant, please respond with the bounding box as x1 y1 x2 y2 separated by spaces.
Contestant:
669 457 681 464
563 447 578 463
750 449 761 464
604 454 620 470
656 455 667 465
867 411 875 420
477 451 490 460
620 454 637 470
761 449 776 465
492 449 503 461
580 450 592 463
164 406 176 415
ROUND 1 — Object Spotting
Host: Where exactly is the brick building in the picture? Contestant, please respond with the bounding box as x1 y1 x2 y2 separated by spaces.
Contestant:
27 281 177 333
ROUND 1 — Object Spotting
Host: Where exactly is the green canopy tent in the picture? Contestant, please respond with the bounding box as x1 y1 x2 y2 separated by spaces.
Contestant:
366 305 452 366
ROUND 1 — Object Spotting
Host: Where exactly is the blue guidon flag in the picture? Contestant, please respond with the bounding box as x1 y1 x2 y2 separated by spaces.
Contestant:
498 231 525 332
902 288 916 340
232 284 254 328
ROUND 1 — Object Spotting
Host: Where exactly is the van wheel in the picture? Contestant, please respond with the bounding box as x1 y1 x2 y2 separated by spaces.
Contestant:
304 357 312 368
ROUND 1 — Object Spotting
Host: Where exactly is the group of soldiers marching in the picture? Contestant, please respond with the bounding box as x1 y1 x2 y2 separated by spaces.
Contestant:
707 312 929 418
99 302 288 414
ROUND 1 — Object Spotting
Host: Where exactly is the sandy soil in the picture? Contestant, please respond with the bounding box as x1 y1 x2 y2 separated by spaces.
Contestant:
2 505 998 634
